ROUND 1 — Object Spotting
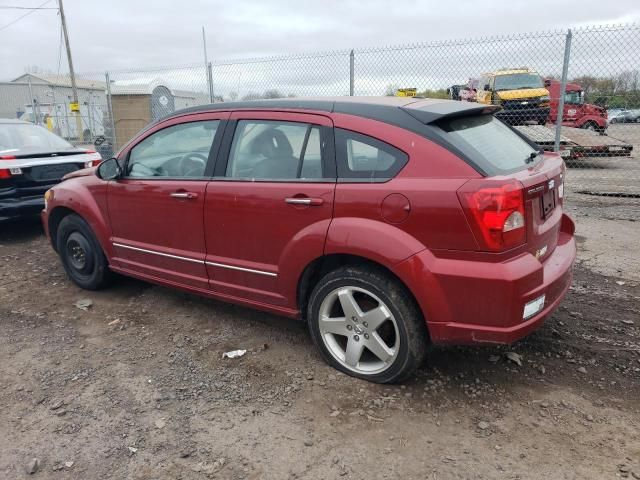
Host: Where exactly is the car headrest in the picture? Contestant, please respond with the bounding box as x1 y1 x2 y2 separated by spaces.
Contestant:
250 128 294 158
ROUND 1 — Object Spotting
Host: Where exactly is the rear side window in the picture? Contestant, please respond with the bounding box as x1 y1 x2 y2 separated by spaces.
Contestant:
335 129 408 181
436 115 538 174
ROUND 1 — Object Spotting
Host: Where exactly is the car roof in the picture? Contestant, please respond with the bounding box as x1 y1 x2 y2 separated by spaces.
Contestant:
167 96 499 126
483 69 537 76
0 118 30 125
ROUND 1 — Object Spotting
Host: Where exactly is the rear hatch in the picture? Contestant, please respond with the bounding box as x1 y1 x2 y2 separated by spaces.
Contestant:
508 154 564 261
409 109 565 258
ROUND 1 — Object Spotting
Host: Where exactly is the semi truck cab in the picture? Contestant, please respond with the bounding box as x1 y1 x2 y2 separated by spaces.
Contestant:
545 79 608 132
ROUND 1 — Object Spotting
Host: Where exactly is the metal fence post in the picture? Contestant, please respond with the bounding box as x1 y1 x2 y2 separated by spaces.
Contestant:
554 29 573 153
349 50 355 96
105 71 117 151
207 62 215 103
27 75 38 125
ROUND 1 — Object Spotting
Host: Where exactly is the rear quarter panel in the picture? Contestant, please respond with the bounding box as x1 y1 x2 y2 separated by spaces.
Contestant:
326 114 481 265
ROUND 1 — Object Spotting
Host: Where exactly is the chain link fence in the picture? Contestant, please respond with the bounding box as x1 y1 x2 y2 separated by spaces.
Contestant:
2 23 638 196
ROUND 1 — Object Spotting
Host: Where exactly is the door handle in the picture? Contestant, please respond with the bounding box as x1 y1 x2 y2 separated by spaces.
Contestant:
285 197 323 206
170 191 198 199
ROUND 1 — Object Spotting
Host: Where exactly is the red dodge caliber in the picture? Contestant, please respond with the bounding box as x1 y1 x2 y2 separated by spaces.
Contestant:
42 97 576 383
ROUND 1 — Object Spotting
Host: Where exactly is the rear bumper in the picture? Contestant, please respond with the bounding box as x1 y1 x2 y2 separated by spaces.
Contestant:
394 214 576 345
496 106 550 125
0 192 45 222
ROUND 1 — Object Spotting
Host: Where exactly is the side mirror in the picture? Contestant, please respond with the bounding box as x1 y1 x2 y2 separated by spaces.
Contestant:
96 157 122 180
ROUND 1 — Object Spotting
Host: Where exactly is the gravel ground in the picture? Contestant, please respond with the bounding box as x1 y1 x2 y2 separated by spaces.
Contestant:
1 195 639 479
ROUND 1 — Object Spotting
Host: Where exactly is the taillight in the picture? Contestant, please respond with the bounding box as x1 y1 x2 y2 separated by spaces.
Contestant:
83 150 102 168
458 179 526 252
1 155 21 179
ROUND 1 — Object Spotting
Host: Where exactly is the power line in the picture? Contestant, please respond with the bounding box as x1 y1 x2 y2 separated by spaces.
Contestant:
0 6 58 9
0 0 55 32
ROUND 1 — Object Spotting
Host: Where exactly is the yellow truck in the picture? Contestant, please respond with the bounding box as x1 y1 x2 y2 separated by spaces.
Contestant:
476 68 550 125
396 88 418 97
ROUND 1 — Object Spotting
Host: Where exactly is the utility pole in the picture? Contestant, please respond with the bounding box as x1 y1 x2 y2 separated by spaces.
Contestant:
202 26 214 103
58 0 83 142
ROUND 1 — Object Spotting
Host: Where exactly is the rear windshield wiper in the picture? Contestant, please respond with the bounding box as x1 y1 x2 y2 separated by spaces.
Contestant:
525 150 543 164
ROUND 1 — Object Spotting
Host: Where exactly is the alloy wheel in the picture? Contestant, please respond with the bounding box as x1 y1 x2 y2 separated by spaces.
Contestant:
318 286 400 375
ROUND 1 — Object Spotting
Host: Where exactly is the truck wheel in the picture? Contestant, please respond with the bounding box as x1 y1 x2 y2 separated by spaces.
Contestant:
581 121 598 132
57 214 113 290
307 265 428 384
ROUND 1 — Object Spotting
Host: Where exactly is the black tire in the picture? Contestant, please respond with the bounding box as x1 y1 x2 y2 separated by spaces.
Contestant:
56 214 112 290
581 121 599 132
307 265 428 383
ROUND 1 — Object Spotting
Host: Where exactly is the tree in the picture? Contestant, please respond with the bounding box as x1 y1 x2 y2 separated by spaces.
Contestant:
241 92 263 101
417 88 449 99
262 89 285 99
383 84 399 96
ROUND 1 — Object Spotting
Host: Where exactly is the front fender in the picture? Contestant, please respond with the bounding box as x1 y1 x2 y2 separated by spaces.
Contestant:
325 217 426 267
46 177 112 257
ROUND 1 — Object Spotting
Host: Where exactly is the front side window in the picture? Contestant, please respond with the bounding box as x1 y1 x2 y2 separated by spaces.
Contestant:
564 91 583 104
127 120 219 178
225 120 324 180
335 129 408 181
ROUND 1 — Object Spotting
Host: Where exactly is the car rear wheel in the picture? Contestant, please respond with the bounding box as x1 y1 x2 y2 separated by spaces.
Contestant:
307 265 428 383
57 214 112 290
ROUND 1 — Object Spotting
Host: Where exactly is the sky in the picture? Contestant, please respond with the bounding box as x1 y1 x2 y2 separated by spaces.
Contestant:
1 0 639 82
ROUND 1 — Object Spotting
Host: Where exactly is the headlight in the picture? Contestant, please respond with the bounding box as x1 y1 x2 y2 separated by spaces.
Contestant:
540 96 550 102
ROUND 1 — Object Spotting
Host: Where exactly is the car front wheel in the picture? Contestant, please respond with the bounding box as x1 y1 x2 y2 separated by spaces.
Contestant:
57 214 112 290
307 266 428 383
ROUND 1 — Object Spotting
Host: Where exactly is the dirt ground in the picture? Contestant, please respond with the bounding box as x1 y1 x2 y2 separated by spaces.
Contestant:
1 193 639 480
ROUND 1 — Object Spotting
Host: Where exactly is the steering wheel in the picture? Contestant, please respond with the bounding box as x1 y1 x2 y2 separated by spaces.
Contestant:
177 152 208 177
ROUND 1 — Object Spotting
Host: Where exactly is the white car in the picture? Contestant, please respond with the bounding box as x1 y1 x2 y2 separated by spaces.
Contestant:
0 119 102 222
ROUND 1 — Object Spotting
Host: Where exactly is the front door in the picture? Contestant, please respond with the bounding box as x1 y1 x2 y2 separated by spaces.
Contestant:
108 114 227 289
204 111 336 309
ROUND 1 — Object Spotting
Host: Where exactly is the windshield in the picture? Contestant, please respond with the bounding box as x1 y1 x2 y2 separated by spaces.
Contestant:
564 91 583 104
437 115 538 175
494 73 543 91
0 123 74 155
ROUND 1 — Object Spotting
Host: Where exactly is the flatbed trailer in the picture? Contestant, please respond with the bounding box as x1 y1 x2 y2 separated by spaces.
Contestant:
515 125 633 160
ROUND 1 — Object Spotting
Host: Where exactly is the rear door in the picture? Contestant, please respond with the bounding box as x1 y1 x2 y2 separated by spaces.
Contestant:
108 113 228 289
203 111 336 308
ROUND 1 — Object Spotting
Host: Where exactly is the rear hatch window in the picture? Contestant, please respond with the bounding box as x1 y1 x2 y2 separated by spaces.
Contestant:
0 122 74 156
435 115 539 175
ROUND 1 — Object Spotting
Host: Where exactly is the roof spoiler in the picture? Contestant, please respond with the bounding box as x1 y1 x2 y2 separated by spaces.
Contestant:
401 103 502 124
